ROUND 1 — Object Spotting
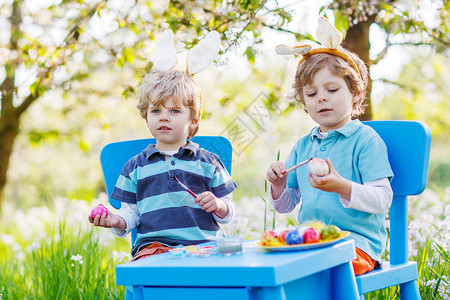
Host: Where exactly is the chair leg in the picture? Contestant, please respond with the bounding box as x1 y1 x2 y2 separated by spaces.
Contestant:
400 280 421 300
259 286 287 300
330 262 360 300
124 288 133 300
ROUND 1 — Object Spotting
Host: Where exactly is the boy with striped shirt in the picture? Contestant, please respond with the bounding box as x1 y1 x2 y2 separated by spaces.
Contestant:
89 70 237 260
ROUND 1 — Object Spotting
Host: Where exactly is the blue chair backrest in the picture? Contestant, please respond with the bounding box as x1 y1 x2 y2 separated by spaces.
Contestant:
100 136 233 210
364 120 431 264
364 121 431 196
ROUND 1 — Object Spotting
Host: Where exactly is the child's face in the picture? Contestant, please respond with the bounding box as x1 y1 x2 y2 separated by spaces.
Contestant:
146 97 198 151
302 67 357 132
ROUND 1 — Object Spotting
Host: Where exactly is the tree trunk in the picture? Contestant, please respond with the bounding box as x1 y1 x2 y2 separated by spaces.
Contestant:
0 113 20 209
343 15 376 121
0 71 21 210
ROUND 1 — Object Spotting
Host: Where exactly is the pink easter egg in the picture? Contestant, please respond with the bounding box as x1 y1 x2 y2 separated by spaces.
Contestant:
308 158 330 176
303 227 321 244
90 204 109 219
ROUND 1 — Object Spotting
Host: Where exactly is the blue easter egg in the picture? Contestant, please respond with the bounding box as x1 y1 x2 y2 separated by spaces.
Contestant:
285 229 304 245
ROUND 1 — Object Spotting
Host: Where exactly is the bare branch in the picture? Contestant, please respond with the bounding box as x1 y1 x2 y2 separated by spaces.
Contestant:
371 39 391 65
221 0 268 54
261 23 308 40
16 92 39 116
422 27 450 46
13 1 107 115
58 1 107 49
375 78 419 93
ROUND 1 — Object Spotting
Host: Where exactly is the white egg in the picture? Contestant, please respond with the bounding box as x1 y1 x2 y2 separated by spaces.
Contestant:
308 158 329 176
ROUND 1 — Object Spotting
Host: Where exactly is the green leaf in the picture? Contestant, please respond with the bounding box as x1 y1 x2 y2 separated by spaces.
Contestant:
333 11 349 38
244 47 256 64
79 140 90 152
240 0 250 10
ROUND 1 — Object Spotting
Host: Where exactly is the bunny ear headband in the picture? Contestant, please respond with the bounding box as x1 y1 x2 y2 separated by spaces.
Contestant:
275 17 361 78
153 29 221 75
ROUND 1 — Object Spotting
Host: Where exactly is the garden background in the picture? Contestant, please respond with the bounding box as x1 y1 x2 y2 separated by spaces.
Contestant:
0 0 449 299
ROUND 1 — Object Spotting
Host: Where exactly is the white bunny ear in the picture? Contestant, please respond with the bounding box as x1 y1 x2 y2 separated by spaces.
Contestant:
275 44 311 56
186 31 221 75
153 29 178 70
316 17 342 49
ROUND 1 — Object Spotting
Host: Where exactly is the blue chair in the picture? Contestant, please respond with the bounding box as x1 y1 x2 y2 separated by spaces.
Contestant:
358 121 432 299
99 136 233 299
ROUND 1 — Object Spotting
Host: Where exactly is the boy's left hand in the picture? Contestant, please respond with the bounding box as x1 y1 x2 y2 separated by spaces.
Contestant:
195 191 228 217
308 158 352 199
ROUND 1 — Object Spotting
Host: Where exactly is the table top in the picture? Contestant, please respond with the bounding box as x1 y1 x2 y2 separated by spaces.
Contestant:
116 239 356 288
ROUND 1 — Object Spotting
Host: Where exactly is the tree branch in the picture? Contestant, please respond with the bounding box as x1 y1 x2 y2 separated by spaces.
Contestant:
221 0 268 54
261 23 308 40
376 78 419 93
423 27 450 46
58 0 107 49
14 1 107 115
16 92 39 116
371 38 391 65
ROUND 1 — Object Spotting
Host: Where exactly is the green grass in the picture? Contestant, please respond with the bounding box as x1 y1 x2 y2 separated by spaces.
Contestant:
364 237 450 299
0 223 125 299
417 241 450 299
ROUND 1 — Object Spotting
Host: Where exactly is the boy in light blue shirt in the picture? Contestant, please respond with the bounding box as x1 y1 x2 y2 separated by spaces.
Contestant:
266 17 393 275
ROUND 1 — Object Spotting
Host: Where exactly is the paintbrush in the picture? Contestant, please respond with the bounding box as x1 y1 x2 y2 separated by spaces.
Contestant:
173 176 222 219
283 157 313 174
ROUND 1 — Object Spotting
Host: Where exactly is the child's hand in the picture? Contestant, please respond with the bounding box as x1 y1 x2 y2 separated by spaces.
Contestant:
308 158 351 199
88 210 126 230
266 161 287 200
195 191 228 217
266 161 287 186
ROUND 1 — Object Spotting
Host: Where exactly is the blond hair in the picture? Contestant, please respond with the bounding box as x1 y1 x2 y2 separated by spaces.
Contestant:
291 47 368 118
137 69 203 138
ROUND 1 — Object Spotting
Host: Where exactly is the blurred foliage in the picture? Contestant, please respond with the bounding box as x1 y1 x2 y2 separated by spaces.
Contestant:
375 49 450 191
376 51 450 137
324 0 449 120
1 1 449 298
328 0 449 52
1 0 449 210
0 0 296 208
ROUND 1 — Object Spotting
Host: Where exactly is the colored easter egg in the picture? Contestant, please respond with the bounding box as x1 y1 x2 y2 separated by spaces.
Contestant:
303 227 321 244
285 229 304 245
90 204 109 219
308 158 329 176
260 230 279 246
320 225 341 241
278 230 289 244
297 226 310 237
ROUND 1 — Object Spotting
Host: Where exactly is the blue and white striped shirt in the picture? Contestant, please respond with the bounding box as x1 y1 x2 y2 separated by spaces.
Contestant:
111 141 237 256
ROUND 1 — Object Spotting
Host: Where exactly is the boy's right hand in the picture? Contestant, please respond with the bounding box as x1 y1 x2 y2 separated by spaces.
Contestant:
266 161 287 199
266 161 287 185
